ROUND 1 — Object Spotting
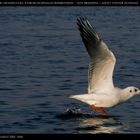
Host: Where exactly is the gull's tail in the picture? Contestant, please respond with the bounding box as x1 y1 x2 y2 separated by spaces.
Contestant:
69 94 96 105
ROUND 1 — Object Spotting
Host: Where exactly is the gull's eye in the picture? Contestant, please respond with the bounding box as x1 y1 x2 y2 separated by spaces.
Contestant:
130 90 132 93
135 89 138 92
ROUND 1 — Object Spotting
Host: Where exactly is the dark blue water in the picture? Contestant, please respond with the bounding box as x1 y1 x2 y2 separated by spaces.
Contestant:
0 7 140 133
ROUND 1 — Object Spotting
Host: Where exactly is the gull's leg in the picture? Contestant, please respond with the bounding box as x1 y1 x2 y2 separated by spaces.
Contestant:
99 107 108 116
89 105 97 112
89 105 108 116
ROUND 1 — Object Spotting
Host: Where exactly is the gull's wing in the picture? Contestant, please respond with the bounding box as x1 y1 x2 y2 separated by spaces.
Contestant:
77 17 116 94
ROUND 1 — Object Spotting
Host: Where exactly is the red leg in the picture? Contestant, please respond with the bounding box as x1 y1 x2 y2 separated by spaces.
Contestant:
99 107 108 116
89 105 108 116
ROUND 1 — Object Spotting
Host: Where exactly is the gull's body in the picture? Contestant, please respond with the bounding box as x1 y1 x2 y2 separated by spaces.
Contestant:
70 17 140 115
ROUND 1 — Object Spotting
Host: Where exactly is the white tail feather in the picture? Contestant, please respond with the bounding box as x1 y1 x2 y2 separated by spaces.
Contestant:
69 94 97 105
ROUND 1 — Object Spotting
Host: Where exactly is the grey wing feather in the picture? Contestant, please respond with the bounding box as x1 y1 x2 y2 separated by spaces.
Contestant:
77 17 116 94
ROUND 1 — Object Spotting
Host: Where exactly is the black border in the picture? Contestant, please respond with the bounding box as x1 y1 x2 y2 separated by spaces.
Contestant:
0 133 139 138
0 0 139 6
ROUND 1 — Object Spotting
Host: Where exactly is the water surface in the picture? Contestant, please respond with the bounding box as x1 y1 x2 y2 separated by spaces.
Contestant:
0 7 140 133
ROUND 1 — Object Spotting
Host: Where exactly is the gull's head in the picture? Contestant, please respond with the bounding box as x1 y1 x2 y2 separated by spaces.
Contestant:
124 86 140 96
120 86 140 103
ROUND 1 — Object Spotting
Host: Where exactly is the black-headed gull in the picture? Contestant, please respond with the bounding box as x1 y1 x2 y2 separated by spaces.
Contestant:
70 17 140 116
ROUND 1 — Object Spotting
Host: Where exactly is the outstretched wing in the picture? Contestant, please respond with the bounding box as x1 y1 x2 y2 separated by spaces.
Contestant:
77 17 116 94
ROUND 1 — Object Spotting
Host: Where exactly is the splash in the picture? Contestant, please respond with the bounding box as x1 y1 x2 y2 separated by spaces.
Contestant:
56 107 92 119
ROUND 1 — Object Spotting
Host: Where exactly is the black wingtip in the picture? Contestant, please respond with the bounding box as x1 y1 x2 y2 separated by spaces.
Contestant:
76 16 93 31
77 16 87 21
77 17 88 25
76 17 101 41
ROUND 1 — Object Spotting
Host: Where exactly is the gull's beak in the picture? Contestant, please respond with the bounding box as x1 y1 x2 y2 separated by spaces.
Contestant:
138 88 140 95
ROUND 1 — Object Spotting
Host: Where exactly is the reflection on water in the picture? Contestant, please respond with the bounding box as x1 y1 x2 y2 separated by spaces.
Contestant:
77 116 123 134
57 108 124 134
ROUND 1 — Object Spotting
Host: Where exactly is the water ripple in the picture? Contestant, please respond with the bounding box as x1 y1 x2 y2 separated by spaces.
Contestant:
0 7 139 133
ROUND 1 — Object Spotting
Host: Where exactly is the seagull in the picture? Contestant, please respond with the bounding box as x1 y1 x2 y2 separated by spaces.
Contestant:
70 17 140 116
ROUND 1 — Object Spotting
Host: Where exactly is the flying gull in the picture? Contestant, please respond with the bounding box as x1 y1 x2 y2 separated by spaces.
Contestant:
70 17 140 115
